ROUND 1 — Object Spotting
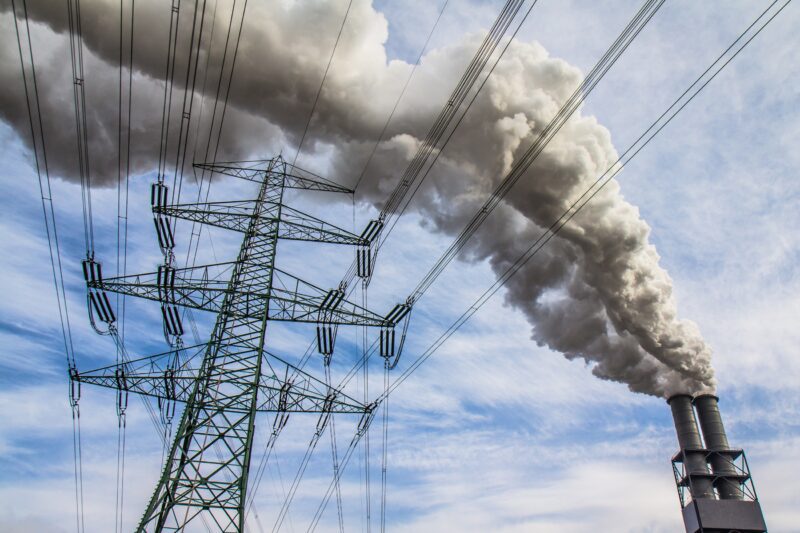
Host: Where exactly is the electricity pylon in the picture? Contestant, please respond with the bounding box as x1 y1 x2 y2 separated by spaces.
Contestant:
72 157 404 531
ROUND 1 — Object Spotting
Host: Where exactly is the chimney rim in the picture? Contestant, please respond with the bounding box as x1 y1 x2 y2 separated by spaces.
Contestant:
666 393 694 405
692 393 720 404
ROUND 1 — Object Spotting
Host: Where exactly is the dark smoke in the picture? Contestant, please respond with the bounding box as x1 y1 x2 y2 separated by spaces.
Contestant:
0 0 715 396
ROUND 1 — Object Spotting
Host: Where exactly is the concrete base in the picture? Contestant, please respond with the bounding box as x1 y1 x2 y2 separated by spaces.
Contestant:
682 499 767 532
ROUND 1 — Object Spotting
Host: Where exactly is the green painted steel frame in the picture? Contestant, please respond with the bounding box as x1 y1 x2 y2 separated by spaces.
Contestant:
92 264 385 326
132 157 364 532
73 345 367 414
153 200 367 245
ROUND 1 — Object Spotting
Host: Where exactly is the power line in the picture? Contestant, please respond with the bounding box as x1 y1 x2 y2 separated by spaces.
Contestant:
376 0 528 223
182 0 220 272
351 0 451 193
380 0 792 401
309 6 790 522
185 0 247 271
272 8 543 519
170 0 210 219
288 0 535 389
284 4 658 524
66 0 95 257
379 359 389 533
293 0 354 167
406 0 665 305
12 0 83 529
361 282 371 533
325 364 346 533
205 0 248 177
155 0 183 189
116 0 135 353
307 413 372 532
44 0 790 528
332 0 662 416
371 0 540 268
114 2 137 529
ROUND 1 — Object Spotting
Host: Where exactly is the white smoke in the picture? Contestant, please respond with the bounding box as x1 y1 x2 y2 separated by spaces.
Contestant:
0 0 715 396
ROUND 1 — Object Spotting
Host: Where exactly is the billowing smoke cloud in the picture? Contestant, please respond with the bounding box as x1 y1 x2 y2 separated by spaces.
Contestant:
0 0 715 396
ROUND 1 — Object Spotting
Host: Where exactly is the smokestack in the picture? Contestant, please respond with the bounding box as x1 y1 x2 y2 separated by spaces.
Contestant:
693 394 742 500
667 394 715 499
667 394 767 533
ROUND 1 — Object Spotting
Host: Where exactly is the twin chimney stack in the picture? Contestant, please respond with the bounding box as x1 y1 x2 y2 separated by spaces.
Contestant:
667 394 767 533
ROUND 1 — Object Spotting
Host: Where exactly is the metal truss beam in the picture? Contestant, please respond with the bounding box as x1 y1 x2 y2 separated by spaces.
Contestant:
194 159 353 194
138 159 282 531
90 263 386 327
134 157 381 531
73 347 366 414
154 200 366 245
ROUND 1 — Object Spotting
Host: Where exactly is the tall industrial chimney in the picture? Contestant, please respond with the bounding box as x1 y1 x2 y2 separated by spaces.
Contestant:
668 394 715 499
667 394 767 533
693 394 743 500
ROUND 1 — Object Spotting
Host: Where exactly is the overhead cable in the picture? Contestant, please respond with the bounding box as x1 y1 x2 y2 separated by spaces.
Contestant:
310 8 790 522
288 0 536 388
185 0 248 271
293 0 355 167
381 0 792 401
169 0 210 224
114 2 135 528
66 0 95 257
155 0 183 188
12 0 83 529
334 0 663 408
351 0 451 193
407 0 665 305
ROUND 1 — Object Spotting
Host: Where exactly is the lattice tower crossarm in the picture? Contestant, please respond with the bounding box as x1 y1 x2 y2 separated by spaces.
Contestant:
153 199 367 244
71 347 369 415
90 264 386 326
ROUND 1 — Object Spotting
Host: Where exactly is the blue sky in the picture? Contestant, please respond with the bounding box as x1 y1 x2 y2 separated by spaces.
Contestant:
1 1 799 532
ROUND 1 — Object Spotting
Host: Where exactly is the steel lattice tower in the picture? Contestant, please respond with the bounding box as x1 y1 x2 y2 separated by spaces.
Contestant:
73 157 400 531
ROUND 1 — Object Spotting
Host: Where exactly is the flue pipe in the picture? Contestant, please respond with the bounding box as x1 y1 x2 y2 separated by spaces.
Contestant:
668 394 715 500
693 394 743 500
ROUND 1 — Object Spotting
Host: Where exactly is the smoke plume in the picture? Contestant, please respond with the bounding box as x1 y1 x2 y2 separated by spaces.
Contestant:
0 0 715 396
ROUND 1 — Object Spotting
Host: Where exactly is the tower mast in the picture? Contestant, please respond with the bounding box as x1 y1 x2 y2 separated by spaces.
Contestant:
76 157 398 531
